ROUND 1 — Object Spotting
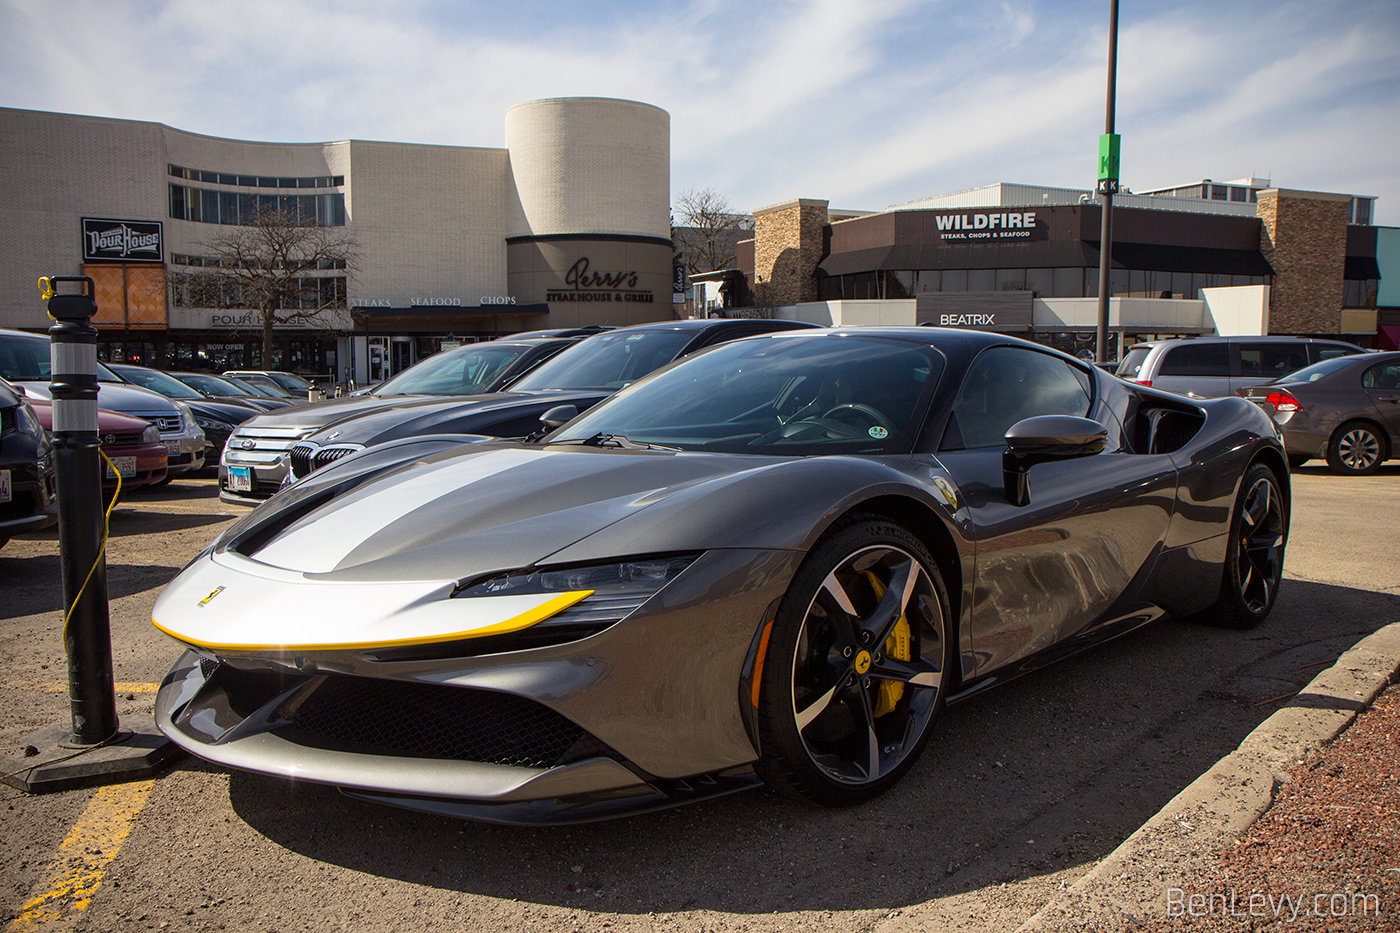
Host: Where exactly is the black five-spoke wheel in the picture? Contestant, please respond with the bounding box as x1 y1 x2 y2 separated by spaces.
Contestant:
1207 463 1287 629
756 517 950 805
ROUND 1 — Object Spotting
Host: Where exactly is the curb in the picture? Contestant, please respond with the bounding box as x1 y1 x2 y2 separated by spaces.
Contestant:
1012 619 1400 933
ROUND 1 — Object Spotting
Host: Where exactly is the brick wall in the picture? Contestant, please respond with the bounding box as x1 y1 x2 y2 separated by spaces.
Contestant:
752 199 827 307
1257 189 1350 334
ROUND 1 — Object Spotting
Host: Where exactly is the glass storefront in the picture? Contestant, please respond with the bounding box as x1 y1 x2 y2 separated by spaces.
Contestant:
96 333 338 378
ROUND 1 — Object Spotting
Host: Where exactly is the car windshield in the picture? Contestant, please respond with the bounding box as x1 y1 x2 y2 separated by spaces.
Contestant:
178 373 252 397
511 329 694 392
1272 355 1359 384
1115 347 1151 379
114 366 198 398
550 335 942 456
374 345 528 396
230 374 295 397
261 372 312 391
0 335 55 381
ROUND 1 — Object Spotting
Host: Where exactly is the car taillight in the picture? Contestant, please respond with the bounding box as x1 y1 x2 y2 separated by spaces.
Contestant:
1135 379 1152 387
1265 391 1299 412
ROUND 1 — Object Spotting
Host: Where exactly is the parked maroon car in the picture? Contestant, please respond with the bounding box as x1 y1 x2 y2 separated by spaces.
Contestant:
29 400 168 489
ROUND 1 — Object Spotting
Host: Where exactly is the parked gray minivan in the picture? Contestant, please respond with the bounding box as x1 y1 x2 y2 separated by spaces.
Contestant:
1115 336 1364 398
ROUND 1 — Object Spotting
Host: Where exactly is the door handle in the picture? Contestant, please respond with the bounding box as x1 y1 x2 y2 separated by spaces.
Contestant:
1380 395 1400 403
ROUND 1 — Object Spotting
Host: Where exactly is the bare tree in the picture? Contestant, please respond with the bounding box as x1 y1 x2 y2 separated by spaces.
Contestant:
171 207 354 368
672 188 752 275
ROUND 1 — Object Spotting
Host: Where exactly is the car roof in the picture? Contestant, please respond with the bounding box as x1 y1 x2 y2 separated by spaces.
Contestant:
1128 336 1359 349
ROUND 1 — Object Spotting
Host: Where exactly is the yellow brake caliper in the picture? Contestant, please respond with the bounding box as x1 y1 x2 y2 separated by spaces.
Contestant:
863 571 911 717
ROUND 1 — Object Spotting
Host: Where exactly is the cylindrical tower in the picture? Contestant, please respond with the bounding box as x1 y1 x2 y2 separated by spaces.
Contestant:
505 97 670 239
504 98 675 327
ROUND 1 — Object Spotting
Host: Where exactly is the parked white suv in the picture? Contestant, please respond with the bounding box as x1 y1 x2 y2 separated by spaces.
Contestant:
1115 336 1364 398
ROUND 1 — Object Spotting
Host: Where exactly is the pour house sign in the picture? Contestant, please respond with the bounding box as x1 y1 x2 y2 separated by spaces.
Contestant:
82 218 164 262
546 258 654 303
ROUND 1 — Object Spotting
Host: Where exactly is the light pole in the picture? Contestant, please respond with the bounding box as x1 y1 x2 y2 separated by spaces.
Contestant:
1095 0 1121 363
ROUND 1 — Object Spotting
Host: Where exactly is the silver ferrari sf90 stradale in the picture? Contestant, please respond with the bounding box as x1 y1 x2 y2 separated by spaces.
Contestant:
153 328 1290 823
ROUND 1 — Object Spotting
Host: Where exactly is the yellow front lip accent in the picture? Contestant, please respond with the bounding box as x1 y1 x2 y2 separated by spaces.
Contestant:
151 589 594 653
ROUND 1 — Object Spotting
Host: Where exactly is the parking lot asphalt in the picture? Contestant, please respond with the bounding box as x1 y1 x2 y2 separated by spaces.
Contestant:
1 464 1397 933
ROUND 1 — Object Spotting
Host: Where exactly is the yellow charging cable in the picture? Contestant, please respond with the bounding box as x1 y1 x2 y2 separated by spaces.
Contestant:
59 448 123 645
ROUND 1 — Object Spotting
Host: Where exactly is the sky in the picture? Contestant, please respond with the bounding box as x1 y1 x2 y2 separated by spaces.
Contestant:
3 0 1398 223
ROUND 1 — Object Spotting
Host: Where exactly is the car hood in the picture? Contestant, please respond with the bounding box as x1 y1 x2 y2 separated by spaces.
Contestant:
233 393 491 432
186 399 261 424
19 381 179 416
220 443 798 583
28 399 153 434
300 390 596 445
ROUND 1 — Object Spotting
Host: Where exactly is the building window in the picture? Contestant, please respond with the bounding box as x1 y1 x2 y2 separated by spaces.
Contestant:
168 183 346 226
1211 185 1229 200
1230 187 1247 202
168 164 343 188
1343 278 1378 308
1025 268 1054 297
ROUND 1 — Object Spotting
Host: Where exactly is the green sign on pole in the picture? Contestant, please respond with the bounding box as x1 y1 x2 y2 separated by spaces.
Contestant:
1098 133 1121 183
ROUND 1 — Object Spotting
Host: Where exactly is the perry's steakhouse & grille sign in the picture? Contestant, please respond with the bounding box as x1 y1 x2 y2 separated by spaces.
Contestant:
82 218 164 263
547 257 654 304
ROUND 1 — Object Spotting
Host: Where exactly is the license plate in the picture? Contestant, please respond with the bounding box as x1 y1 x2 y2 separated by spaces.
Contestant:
104 456 137 479
226 466 252 492
0 469 10 504
165 440 181 454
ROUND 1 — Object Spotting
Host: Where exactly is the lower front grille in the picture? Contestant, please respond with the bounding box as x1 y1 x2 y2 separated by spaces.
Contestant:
279 674 587 768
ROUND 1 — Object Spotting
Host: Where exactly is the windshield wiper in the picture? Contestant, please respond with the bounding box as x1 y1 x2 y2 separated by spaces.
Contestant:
551 433 679 451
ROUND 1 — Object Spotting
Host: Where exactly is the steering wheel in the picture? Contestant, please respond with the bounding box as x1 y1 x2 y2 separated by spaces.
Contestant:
820 403 894 435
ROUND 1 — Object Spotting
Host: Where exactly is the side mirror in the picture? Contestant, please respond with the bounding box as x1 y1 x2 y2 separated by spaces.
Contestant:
1002 415 1107 506
539 405 578 431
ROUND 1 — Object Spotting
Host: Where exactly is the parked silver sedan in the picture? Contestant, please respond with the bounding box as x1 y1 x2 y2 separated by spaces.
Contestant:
1238 351 1400 474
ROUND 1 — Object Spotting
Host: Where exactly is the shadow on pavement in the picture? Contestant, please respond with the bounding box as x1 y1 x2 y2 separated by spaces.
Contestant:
224 578 1399 915
0 556 183 619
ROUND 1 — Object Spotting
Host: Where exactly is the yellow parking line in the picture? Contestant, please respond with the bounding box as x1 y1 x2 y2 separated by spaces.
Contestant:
6 780 154 932
39 682 160 694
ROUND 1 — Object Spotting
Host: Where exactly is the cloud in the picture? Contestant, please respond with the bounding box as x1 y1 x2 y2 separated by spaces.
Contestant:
1 0 1397 221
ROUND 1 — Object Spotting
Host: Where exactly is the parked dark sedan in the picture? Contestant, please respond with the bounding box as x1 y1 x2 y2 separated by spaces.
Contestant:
220 336 586 501
280 318 817 489
168 372 293 411
0 378 56 550
109 364 262 461
153 328 1289 823
1238 350 1400 474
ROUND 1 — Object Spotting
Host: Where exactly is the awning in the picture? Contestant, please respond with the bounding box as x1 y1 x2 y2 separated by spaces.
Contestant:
1344 256 1381 280
351 303 549 319
818 240 1275 277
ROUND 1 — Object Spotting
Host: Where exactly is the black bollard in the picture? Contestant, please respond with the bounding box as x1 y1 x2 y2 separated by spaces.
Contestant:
46 276 119 746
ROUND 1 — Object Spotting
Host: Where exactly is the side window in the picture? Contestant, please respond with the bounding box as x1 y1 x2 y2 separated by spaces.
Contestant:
1362 364 1400 390
943 347 1091 450
1238 343 1309 378
1312 343 1357 363
1158 343 1230 377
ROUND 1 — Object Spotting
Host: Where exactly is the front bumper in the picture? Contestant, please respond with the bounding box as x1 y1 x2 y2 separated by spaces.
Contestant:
221 425 316 501
153 547 801 821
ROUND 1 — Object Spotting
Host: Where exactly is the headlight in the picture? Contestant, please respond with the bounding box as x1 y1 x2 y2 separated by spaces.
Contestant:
172 401 194 428
141 424 160 443
449 555 699 646
15 402 43 439
195 415 229 432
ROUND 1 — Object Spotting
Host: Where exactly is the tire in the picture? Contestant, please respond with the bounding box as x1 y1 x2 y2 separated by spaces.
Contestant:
1326 421 1385 475
755 516 951 806
1204 463 1287 629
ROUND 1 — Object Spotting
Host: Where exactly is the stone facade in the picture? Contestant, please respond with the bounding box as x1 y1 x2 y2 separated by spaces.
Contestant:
752 199 828 307
1257 189 1351 335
